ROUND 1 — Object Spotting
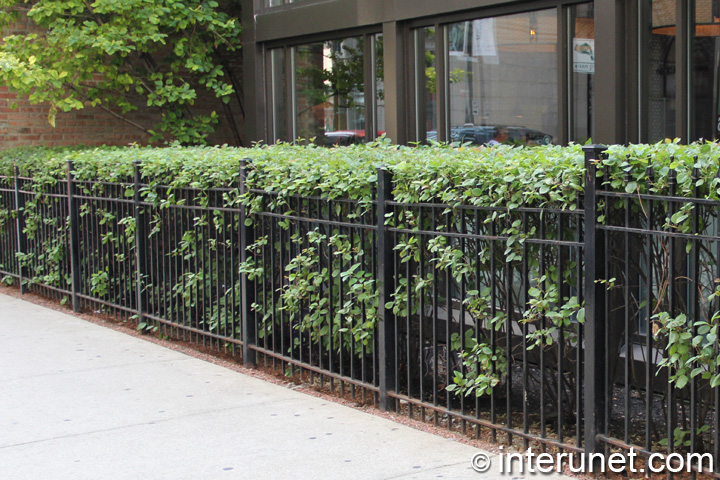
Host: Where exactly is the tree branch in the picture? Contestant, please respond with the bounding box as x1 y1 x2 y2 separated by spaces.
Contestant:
65 84 151 137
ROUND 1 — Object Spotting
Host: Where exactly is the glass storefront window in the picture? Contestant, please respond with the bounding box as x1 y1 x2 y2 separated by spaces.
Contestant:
693 0 720 141
571 3 595 143
643 0 677 142
267 0 295 7
257 0 720 147
269 34 383 145
374 34 386 139
270 48 288 142
412 27 438 143
447 10 558 146
641 0 720 142
294 37 366 145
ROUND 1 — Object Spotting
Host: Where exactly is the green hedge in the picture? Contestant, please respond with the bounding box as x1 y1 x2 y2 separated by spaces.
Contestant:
2 140 720 204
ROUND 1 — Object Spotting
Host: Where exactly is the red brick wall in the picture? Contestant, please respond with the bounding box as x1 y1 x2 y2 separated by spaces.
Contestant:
0 14 244 148
0 85 244 149
0 86 158 148
0 12 154 148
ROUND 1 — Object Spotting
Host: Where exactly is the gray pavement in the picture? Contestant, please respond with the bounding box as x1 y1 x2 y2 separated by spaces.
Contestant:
0 293 571 480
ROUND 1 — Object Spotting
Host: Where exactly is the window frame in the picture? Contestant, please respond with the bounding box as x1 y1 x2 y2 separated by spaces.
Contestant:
266 30 384 144
405 0 593 146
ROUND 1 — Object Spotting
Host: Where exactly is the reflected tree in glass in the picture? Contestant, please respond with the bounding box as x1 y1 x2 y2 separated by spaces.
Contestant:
295 38 366 144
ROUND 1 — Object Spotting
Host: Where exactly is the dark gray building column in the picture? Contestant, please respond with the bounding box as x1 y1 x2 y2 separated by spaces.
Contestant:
676 0 692 142
594 0 627 144
382 21 408 145
243 0 267 144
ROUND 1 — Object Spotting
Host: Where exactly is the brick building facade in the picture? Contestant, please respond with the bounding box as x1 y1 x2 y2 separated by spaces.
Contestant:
1 14 244 148
0 84 244 148
0 86 158 148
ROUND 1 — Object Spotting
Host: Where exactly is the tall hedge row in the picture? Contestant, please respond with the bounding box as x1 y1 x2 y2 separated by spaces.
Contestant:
2 140 720 201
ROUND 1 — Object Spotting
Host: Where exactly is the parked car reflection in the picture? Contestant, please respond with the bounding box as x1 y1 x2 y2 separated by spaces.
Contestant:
427 126 553 146
322 130 386 146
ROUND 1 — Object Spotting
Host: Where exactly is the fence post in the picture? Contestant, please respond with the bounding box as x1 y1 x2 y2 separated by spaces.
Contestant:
133 161 147 327
13 164 27 294
377 166 396 411
582 144 607 458
67 161 82 312
239 158 257 367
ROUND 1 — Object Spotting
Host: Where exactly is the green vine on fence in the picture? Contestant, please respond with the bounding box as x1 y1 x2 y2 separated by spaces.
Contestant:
4 141 720 407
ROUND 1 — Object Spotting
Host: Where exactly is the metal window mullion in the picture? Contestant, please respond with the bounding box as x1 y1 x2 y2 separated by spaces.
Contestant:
676 0 693 141
289 47 297 142
686 0 695 141
637 0 650 142
412 29 423 143
268 49 278 142
559 4 570 145
436 24 448 143
365 33 377 142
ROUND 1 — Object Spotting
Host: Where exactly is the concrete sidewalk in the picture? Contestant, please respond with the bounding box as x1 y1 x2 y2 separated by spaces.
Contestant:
0 293 568 480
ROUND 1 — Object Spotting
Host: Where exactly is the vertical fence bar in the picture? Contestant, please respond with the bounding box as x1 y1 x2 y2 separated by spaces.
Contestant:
688 164 699 480
239 159 257 367
377 166 396 411
623 164 632 446
667 166 677 480
583 144 607 457
13 165 26 294
66 161 82 312
575 188 584 449
645 164 655 454
715 159 720 474
133 161 147 327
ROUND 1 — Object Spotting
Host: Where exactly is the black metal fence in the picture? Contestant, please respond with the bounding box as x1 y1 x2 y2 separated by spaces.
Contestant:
585 152 720 476
0 162 245 348
243 163 379 398
1 147 719 473
380 168 585 451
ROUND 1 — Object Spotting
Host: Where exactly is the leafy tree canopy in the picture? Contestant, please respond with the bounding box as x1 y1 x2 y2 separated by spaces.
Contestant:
0 0 243 144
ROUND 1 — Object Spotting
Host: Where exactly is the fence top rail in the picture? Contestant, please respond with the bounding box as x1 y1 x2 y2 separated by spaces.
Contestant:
254 210 376 229
598 189 720 206
74 179 133 188
7 177 239 192
74 194 135 205
150 184 238 194
388 226 584 247
247 190 584 216
17 190 67 199
387 200 583 216
598 224 720 242
138 202 242 214
8 175 69 183
248 188 373 205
